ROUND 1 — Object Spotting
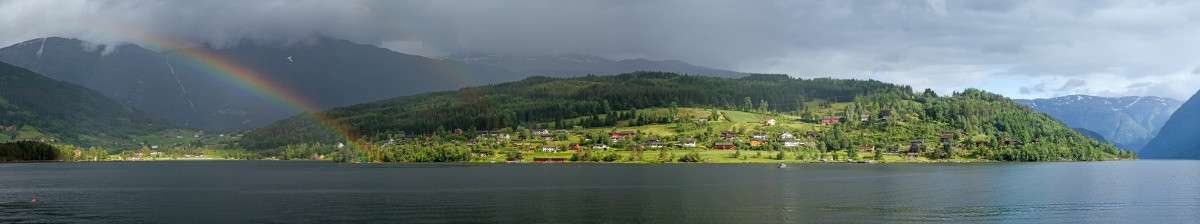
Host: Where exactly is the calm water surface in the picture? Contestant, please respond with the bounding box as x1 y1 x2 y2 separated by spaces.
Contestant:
1 160 1199 223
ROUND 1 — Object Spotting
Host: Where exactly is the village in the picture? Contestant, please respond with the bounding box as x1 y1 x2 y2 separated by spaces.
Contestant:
378 107 1028 163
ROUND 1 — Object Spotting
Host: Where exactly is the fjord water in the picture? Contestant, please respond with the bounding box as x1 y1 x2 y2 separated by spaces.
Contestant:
2 161 1198 223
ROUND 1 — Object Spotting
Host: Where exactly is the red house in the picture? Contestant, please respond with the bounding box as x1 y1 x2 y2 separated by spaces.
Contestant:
611 131 636 138
712 142 736 150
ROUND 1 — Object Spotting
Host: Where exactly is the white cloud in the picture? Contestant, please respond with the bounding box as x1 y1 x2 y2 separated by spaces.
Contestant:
0 0 1197 99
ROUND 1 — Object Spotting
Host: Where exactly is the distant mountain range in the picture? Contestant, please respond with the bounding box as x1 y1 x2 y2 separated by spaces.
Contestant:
1141 90 1200 159
0 37 749 132
444 52 748 78
0 61 173 146
1015 95 1182 151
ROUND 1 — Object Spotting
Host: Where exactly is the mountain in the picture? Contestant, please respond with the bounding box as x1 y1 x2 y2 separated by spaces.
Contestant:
0 37 521 131
1140 90 1200 159
242 72 1132 162
1015 95 1182 150
0 61 173 146
1074 128 1108 143
445 52 748 78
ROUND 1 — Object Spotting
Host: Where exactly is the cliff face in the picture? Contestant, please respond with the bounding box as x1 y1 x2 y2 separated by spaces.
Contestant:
1140 90 1200 159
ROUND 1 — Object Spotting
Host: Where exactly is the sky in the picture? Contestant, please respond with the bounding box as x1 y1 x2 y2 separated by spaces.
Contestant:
2 0 1198 100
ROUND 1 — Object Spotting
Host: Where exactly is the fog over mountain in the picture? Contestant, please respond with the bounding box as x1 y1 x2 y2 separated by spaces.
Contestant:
0 37 748 131
1 0 1198 100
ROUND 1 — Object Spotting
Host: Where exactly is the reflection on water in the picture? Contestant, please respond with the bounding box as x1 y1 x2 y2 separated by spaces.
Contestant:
1 161 1198 223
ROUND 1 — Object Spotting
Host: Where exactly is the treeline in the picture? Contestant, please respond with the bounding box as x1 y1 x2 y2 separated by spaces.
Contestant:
243 72 909 150
0 141 59 161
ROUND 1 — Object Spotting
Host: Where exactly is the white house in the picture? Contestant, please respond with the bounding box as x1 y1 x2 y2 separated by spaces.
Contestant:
533 129 550 135
682 140 697 147
752 132 768 139
592 144 609 150
780 132 795 139
764 119 777 126
541 146 558 153
783 139 801 147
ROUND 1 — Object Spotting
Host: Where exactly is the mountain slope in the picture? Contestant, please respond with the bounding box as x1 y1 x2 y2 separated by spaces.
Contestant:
0 37 522 131
1015 95 1181 150
445 52 748 78
1140 90 1200 159
0 61 173 146
243 72 1132 162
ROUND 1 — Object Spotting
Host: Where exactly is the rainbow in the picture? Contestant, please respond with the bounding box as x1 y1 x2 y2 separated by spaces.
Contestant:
91 23 366 148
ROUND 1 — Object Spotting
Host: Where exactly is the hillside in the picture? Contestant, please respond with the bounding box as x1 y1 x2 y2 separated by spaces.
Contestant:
0 61 174 147
445 52 748 78
0 37 521 131
1140 90 1200 159
1015 95 1181 150
242 72 1133 162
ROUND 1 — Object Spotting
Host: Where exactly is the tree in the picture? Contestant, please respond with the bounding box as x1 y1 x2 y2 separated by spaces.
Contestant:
759 100 769 112
743 97 753 111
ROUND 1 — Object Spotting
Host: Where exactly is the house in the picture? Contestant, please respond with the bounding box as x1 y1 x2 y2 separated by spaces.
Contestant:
886 146 901 153
649 141 667 148
611 131 636 138
909 140 927 152
857 145 876 153
555 129 570 134
878 109 899 122
783 139 801 147
533 129 550 135
568 144 581 150
806 131 820 138
821 116 843 125
682 140 697 147
592 144 609 150
940 130 956 143
712 142 736 150
698 117 710 122
489 131 511 139
780 132 795 140
453 128 464 135
764 119 776 126
540 134 556 140
750 138 766 147
610 131 636 142
752 132 767 139
541 146 559 153
532 158 567 163
907 152 920 159
721 131 738 140
1003 139 1024 147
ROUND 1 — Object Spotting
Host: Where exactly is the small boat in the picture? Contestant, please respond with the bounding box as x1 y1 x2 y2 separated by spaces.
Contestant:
778 163 787 168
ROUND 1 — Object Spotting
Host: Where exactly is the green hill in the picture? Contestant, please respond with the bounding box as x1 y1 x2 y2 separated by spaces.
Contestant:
0 61 175 147
242 72 1135 162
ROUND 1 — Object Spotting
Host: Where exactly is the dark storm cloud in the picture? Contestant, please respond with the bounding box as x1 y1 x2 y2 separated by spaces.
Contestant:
1 0 1197 99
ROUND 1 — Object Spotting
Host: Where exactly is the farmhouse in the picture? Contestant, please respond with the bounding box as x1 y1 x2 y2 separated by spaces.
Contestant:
750 138 766 147
721 131 738 140
783 139 801 147
712 142 736 150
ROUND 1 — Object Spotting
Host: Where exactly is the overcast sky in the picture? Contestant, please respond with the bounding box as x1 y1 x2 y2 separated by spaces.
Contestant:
2 0 1199 100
